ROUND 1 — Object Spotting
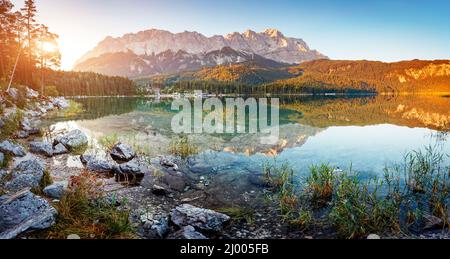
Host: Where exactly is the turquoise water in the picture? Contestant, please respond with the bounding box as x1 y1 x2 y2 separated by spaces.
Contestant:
46 95 450 182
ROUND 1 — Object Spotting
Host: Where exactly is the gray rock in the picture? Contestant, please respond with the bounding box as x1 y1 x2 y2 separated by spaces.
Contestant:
162 171 187 192
4 157 46 192
20 118 32 131
151 184 170 196
54 129 88 151
160 157 179 171
0 190 57 239
118 160 144 177
86 159 114 173
53 143 69 155
43 181 68 199
142 216 169 239
367 234 381 239
6 88 18 100
25 87 39 99
43 102 55 111
67 234 81 239
80 154 94 165
170 204 230 233
51 97 70 109
169 225 208 240
15 131 29 139
0 140 26 157
29 141 53 157
0 152 4 166
110 143 136 162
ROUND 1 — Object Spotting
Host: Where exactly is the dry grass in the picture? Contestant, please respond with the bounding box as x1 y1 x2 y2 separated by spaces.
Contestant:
44 171 136 239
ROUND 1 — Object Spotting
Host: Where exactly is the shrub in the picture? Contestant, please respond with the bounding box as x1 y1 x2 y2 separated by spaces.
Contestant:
98 133 119 150
45 85 59 97
329 174 401 239
305 164 336 206
169 135 198 159
0 110 23 140
44 171 135 239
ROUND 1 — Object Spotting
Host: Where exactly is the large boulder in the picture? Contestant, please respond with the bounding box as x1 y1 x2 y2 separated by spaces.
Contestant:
29 141 53 157
43 181 68 199
168 225 208 240
0 140 26 157
0 190 57 239
4 157 46 192
110 143 136 162
170 204 230 233
54 129 88 151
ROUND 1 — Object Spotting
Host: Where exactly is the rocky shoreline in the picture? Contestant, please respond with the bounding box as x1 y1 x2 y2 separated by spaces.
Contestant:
1 87 449 240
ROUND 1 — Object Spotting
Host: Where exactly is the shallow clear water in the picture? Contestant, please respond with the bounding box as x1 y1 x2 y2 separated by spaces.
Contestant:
45 95 450 183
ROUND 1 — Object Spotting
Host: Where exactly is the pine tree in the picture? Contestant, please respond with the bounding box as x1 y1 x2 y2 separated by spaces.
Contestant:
20 0 38 85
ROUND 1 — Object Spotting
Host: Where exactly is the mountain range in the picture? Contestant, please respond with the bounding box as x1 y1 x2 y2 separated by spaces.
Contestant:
74 28 327 78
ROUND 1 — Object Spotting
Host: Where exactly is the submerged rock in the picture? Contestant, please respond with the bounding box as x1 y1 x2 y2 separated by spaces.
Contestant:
29 141 53 157
4 157 46 192
54 129 88 151
110 143 136 163
43 181 68 199
170 204 230 233
423 215 444 230
169 225 208 240
0 140 26 157
0 190 57 239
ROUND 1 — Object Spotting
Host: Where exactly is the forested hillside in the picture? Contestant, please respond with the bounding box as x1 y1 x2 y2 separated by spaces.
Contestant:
147 59 450 94
0 0 135 96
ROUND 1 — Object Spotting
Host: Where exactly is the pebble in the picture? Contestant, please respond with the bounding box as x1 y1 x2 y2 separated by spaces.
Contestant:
67 234 81 239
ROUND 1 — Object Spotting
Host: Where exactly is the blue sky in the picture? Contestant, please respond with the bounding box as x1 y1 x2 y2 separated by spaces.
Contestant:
11 0 450 69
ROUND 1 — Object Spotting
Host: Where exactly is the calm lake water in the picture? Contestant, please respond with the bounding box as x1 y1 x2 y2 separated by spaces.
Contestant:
44 95 450 188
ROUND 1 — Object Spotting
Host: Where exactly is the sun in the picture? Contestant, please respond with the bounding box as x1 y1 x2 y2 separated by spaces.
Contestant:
42 41 57 52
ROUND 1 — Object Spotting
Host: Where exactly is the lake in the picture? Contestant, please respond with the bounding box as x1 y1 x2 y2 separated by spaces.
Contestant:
43 94 450 204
